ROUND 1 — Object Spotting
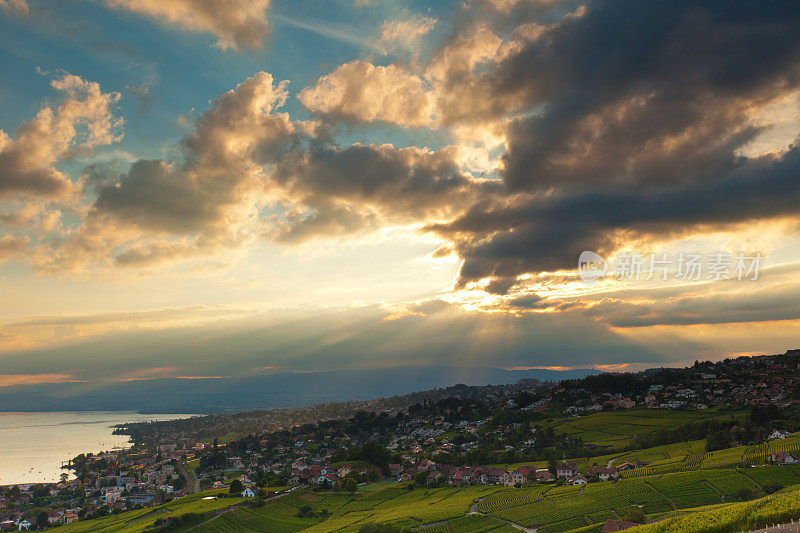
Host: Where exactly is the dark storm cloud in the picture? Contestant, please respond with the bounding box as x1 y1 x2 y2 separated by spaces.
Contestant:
434 147 800 282
497 0 800 191
270 143 501 243
93 159 230 234
428 0 800 284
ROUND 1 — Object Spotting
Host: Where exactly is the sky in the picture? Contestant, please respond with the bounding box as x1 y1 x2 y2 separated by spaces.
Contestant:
1 0 800 388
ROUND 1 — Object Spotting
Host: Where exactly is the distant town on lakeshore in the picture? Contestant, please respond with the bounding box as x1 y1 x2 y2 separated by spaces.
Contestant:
4 348 800 532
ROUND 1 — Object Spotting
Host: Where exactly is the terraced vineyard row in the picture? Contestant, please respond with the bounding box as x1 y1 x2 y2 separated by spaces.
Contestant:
475 486 547 513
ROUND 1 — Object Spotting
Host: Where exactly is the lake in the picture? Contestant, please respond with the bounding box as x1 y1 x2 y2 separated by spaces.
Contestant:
0 411 194 485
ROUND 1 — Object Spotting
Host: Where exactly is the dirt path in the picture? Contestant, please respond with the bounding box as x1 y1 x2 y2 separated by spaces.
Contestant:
498 518 538 533
468 498 537 532
469 499 482 514
645 480 677 510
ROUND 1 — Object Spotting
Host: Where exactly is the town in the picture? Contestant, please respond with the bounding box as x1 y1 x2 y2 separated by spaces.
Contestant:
3 349 800 531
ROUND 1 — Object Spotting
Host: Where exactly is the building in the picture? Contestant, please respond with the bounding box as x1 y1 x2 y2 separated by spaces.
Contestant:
126 494 156 505
317 473 339 485
769 429 791 440
569 474 588 485
588 466 619 482
615 462 636 472
427 471 442 484
241 487 255 497
509 466 534 485
556 461 577 479
771 452 799 465
536 470 555 482
483 467 507 485
60 513 79 525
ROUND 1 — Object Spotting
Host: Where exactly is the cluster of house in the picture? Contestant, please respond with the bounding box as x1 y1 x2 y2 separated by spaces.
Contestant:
288 462 382 487
554 352 800 416
0 483 83 531
0 510 80 530
766 431 799 464
0 450 191 530
284 458 654 490
421 458 652 487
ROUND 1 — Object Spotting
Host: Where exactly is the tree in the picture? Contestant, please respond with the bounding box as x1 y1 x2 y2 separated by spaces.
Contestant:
296 505 314 518
253 468 267 487
732 488 756 501
345 478 358 493
706 430 729 452
36 510 49 528
229 479 243 494
623 507 645 524
548 457 559 475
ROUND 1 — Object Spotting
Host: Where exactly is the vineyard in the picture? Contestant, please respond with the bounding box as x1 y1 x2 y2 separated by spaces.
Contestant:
55 461 800 533
543 409 743 449
54 424 800 533
471 466 800 530
628 483 800 532
191 485 519 533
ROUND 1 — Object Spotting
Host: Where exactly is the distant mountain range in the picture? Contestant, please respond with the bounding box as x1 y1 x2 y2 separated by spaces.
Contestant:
0 366 599 413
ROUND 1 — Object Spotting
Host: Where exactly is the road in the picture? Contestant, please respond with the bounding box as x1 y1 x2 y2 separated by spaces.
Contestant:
176 461 200 495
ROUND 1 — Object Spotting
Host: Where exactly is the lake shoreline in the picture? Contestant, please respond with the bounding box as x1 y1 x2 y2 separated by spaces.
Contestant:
0 411 195 485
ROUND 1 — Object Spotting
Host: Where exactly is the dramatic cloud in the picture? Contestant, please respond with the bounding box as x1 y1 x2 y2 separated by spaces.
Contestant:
299 61 434 128
103 0 271 50
493 1 800 191
431 147 800 282
0 74 122 200
42 71 295 271
423 0 800 286
3 0 800 368
270 142 498 243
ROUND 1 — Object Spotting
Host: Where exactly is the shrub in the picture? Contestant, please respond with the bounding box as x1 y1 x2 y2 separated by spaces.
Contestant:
623 507 646 524
148 513 206 532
